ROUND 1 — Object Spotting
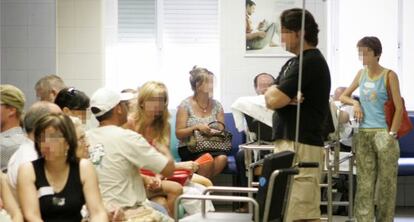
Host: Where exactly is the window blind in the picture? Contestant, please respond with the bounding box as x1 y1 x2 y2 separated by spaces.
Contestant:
163 0 219 44
118 0 157 42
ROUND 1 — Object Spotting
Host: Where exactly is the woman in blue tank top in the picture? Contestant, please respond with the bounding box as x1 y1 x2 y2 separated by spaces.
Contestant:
16 114 108 222
340 37 403 222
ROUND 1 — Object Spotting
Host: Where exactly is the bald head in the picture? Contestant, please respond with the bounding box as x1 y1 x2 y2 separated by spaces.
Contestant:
334 87 346 101
23 101 62 134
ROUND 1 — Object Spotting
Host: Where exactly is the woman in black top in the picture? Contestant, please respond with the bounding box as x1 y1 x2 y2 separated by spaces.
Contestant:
17 114 107 222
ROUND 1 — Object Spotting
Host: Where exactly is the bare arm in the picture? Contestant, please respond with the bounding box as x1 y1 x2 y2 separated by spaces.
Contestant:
264 85 292 109
17 163 43 222
246 31 266 40
175 105 210 139
216 107 225 124
79 159 108 222
175 106 196 140
1 173 23 222
340 71 363 122
388 71 403 133
158 159 175 178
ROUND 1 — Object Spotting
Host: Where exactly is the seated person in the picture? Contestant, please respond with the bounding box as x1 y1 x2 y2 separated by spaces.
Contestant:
125 81 184 217
0 173 23 222
87 88 175 222
7 101 62 192
17 114 108 221
127 81 215 215
332 87 355 152
176 66 228 179
54 87 90 124
233 72 275 212
0 84 26 171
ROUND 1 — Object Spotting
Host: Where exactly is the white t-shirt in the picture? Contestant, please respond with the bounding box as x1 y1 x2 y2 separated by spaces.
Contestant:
7 139 38 189
87 125 168 207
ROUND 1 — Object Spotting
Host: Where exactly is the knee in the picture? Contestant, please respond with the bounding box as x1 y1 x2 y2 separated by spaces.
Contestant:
162 181 183 196
215 155 228 164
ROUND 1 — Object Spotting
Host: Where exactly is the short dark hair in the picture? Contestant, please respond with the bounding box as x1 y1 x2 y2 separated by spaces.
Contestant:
357 36 382 57
253 73 275 88
54 87 90 110
246 0 255 7
280 8 319 46
34 113 78 163
91 107 114 122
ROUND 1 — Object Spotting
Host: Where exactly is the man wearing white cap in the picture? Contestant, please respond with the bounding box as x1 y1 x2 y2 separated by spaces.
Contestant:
86 88 174 221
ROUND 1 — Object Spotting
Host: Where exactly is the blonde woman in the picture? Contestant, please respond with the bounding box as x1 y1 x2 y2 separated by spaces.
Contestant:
127 81 214 215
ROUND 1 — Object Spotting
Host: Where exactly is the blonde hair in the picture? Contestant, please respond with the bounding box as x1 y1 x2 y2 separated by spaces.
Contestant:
189 66 214 92
133 81 170 145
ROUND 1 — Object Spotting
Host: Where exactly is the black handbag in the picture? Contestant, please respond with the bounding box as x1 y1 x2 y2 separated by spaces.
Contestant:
188 121 232 154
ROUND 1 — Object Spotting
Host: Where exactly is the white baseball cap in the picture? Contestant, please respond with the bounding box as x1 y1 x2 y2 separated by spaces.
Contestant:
90 88 136 117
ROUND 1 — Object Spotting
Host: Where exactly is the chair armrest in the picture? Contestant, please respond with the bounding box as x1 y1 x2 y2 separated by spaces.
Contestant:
202 186 258 195
239 143 275 151
174 194 259 222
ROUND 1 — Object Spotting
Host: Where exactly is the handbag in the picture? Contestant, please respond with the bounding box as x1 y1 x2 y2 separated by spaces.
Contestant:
384 71 413 138
188 121 232 154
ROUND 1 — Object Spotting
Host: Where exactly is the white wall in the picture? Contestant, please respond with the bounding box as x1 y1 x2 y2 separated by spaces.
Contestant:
56 0 104 97
0 0 56 107
219 0 327 111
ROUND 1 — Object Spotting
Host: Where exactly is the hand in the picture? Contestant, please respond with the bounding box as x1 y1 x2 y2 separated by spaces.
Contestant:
109 208 125 221
353 102 364 122
179 161 199 172
258 20 266 30
106 203 125 221
255 31 266 38
210 128 222 135
289 95 304 105
144 176 162 191
197 124 212 135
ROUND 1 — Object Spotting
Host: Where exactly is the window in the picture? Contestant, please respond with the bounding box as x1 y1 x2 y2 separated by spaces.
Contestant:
106 0 220 108
118 0 157 43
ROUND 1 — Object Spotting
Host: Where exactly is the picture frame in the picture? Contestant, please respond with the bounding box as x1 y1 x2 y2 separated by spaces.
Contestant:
245 0 302 57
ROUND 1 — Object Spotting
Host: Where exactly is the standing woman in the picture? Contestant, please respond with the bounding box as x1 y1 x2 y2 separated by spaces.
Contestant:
17 114 108 222
176 66 228 179
340 36 402 222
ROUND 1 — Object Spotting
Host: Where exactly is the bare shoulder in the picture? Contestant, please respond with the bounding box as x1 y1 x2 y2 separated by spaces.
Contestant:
79 159 95 181
17 162 35 181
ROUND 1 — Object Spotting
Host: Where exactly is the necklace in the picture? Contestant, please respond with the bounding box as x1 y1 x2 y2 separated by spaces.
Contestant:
194 97 209 113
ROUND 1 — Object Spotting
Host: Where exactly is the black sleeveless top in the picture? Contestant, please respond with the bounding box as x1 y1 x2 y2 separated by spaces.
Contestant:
33 158 85 222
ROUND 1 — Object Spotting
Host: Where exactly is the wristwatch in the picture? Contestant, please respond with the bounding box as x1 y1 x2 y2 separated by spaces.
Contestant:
389 131 397 139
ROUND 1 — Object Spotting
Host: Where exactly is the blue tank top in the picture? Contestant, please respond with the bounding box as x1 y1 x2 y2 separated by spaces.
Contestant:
359 68 388 129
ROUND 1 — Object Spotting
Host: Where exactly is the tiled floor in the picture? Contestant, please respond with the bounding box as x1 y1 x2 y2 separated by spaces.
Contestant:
327 207 414 221
215 205 414 221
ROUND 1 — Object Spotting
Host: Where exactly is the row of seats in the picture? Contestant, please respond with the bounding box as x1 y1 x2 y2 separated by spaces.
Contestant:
397 113 414 176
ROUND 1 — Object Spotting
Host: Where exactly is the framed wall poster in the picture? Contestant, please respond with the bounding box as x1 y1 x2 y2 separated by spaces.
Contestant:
245 0 302 57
